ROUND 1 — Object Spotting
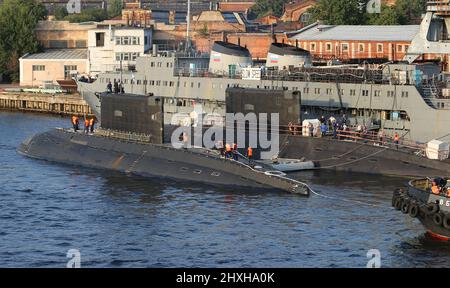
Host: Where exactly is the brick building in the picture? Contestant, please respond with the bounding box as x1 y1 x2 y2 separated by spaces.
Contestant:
288 22 420 63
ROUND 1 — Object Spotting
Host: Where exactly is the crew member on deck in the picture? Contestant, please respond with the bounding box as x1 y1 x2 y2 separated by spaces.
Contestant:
431 180 441 195
71 115 79 132
394 133 400 150
84 118 90 134
225 143 232 159
232 143 238 161
247 147 253 164
107 81 112 93
89 118 96 133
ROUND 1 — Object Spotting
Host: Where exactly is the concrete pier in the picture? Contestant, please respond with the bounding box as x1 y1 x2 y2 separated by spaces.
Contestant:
0 92 93 116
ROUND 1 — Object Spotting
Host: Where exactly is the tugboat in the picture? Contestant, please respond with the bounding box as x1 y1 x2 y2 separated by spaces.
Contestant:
392 178 450 241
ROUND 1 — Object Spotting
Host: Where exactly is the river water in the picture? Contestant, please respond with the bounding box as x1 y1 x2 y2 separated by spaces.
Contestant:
1 111 450 268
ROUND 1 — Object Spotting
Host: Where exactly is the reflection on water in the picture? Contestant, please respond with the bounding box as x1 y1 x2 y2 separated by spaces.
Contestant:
1 111 450 267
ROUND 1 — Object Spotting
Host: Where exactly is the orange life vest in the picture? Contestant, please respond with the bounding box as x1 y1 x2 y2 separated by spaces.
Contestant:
432 185 440 195
85 119 90 126
225 144 231 152
72 116 78 125
394 134 400 141
247 147 253 157
89 118 95 126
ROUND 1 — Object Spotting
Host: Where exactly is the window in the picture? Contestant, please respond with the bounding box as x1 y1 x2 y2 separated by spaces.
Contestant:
374 90 381 97
315 88 321 94
397 45 404 52
326 88 332 95
359 43 365 52
156 81 161 86
131 37 139 45
32 65 45 71
377 44 383 53
387 91 395 97
402 91 409 98
122 36 130 45
49 40 68 49
116 37 121 45
341 44 349 52
304 87 309 94
95 32 105 47
326 43 332 52
362 90 369 96
310 43 316 51
64 65 77 80
350 89 356 96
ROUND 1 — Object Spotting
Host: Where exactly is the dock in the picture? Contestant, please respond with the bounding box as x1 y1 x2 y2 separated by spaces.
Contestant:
0 92 93 116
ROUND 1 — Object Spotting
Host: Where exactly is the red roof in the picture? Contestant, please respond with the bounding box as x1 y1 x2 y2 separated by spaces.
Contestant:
218 2 255 13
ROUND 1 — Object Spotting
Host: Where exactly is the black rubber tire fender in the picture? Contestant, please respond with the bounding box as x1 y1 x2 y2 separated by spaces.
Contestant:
433 212 444 226
394 188 404 196
392 193 399 208
443 214 450 230
425 203 440 216
401 198 410 214
394 197 403 211
409 203 419 218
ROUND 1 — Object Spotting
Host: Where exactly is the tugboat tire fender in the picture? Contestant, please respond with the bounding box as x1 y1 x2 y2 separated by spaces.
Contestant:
425 203 440 216
433 212 444 226
401 199 410 214
409 203 419 218
394 197 403 211
443 214 450 230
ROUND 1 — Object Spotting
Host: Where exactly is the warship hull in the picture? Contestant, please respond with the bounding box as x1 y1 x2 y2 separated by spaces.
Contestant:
17 129 309 195
281 136 450 178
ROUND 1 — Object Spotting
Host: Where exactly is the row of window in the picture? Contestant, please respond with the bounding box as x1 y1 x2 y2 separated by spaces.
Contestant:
115 36 140 46
303 87 408 98
115 52 140 61
32 65 77 79
306 42 409 54
99 77 410 99
150 61 174 68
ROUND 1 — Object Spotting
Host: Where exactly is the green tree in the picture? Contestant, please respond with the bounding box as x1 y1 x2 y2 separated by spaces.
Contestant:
249 0 287 19
54 6 68 20
108 0 123 18
365 4 401 25
308 0 365 25
394 0 427 24
0 0 47 82
198 24 210 38
64 8 109 23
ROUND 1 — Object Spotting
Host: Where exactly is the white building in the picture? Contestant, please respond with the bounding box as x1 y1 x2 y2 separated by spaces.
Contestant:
88 25 152 74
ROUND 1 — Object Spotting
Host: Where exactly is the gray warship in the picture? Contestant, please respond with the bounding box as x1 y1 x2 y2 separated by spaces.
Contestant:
76 2 450 177
17 93 310 195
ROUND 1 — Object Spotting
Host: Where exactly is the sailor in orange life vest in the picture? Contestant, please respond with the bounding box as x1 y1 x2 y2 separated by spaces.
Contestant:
71 115 79 132
393 133 400 150
225 143 232 159
84 118 90 134
247 147 253 164
431 180 441 195
89 118 95 133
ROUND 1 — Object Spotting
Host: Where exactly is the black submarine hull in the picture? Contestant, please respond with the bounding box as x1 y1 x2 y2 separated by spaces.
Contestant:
17 129 309 195
281 136 450 178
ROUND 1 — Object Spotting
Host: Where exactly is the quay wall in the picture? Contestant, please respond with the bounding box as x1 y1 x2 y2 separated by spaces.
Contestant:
0 92 93 116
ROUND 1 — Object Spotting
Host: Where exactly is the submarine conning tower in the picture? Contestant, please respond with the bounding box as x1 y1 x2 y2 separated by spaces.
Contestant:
209 41 253 74
266 42 312 70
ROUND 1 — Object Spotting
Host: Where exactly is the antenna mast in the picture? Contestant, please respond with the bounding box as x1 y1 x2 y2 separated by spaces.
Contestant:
186 0 191 51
